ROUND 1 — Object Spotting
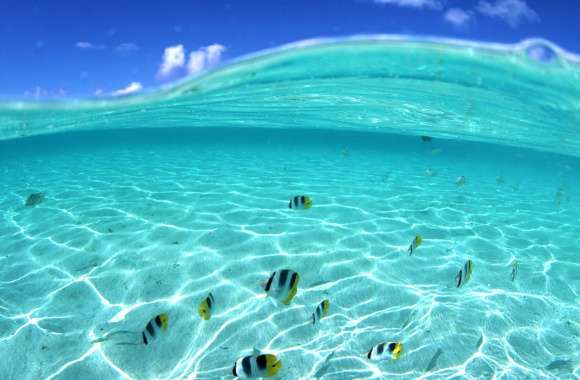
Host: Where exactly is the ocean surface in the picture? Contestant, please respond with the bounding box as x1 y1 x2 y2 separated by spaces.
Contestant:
1 37 579 380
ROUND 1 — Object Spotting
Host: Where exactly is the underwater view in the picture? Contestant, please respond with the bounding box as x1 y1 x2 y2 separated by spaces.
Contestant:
1 36 579 379
2 2 580 379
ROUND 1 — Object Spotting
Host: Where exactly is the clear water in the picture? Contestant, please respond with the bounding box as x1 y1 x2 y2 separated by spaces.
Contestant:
1 38 579 380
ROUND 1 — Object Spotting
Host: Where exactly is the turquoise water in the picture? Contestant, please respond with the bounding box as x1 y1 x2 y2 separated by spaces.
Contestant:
1 38 579 379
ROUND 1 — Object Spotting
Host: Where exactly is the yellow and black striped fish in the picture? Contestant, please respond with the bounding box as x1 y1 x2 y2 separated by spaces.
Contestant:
455 260 474 288
288 195 312 210
407 235 422 256
198 292 215 321
232 353 282 378
312 299 330 325
264 269 300 305
142 313 169 345
367 342 404 361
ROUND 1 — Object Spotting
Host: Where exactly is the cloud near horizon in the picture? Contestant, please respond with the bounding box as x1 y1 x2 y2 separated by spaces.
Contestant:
187 44 226 74
112 81 142 96
157 43 225 79
157 44 186 78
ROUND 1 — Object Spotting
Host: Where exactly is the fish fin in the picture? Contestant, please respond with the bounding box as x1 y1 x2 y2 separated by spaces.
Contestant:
252 347 261 356
282 275 299 305
282 286 297 305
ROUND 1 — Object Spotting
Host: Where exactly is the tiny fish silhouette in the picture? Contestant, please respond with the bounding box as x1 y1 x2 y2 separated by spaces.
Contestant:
546 359 573 372
424 348 443 373
25 192 44 207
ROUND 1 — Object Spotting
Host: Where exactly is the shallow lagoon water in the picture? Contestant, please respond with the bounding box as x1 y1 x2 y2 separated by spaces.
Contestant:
1 127 579 380
1 37 580 379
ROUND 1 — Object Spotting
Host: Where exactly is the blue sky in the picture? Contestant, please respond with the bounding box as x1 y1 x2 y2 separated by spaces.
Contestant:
1 0 578 100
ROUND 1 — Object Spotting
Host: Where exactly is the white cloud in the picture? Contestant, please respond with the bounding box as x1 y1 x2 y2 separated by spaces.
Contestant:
156 43 226 79
187 51 206 75
372 0 444 9
112 81 142 96
444 8 473 29
205 44 225 66
76 41 105 50
187 44 226 75
95 89 104 96
476 0 538 28
115 42 139 54
158 44 185 78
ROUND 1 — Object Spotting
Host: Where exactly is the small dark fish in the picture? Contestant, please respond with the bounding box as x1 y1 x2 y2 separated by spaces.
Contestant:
511 260 518 282
420 136 432 143
476 334 483 350
314 351 336 379
424 348 443 373
25 192 44 207
545 359 573 372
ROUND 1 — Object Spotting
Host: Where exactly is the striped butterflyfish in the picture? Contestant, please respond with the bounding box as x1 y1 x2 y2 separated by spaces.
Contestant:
198 292 215 321
455 260 474 288
288 195 312 210
407 235 422 256
264 269 300 305
367 342 404 361
141 313 169 345
312 299 330 325
232 353 282 378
